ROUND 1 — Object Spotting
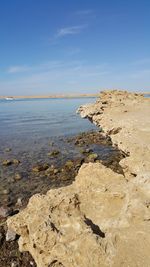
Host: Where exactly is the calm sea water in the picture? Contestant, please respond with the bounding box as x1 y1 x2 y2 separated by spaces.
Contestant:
145 94 150 98
0 95 148 205
0 98 96 143
0 97 120 206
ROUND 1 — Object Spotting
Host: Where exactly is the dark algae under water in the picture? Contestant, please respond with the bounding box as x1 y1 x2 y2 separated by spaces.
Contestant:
0 130 124 207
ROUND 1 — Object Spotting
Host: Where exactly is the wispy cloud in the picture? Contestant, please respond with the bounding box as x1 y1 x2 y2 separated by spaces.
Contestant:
2 60 150 94
56 25 87 38
1 60 110 95
7 65 29 74
7 61 63 75
49 25 87 44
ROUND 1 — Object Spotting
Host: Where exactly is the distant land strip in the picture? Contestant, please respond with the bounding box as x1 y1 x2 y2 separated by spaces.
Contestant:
0 93 99 99
0 91 150 99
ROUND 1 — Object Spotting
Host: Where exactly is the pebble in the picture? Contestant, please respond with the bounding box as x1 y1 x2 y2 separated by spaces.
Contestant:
87 153 98 162
53 169 59 174
32 164 49 172
2 160 12 166
45 166 54 175
16 197 23 207
2 189 10 195
5 148 12 152
81 148 93 154
11 262 19 267
2 159 20 166
47 150 60 157
61 175 69 181
14 173 22 181
12 159 20 164
48 141 54 146
65 160 74 169
6 228 17 242
0 206 13 218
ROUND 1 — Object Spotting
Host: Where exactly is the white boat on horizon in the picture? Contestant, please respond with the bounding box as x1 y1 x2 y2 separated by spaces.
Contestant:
5 97 14 100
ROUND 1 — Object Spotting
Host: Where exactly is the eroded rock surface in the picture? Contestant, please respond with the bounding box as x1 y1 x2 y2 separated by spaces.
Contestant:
7 91 150 267
77 90 150 179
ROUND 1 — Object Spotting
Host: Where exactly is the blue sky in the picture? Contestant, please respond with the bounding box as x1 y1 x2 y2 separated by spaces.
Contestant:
0 0 150 95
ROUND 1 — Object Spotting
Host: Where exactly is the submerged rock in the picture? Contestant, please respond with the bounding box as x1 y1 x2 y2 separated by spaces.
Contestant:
2 160 12 166
14 173 22 181
53 168 59 174
2 159 20 166
80 148 92 154
45 166 55 175
47 150 60 157
6 228 17 242
0 206 13 218
65 160 74 169
2 189 10 195
86 153 98 162
12 159 20 164
5 148 12 152
32 164 49 172
16 197 23 207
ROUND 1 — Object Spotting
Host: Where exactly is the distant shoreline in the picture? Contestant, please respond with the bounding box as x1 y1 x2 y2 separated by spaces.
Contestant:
0 91 150 100
0 93 99 100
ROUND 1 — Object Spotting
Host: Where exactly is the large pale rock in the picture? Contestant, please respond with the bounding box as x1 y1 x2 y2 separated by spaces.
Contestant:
7 169 108 267
7 90 150 267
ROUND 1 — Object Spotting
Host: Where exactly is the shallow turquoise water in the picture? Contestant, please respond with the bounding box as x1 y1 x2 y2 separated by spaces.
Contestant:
0 98 96 142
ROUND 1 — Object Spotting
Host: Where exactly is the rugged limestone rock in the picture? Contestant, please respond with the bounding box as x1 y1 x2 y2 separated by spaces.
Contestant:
7 91 150 267
77 90 150 179
7 167 109 267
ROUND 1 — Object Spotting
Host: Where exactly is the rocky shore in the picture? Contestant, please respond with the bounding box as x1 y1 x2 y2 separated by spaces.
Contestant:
6 91 150 266
0 131 122 267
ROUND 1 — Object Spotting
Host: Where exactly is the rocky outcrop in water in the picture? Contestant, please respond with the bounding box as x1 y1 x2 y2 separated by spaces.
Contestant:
7 90 150 267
